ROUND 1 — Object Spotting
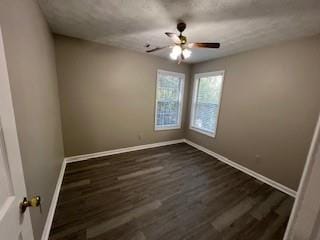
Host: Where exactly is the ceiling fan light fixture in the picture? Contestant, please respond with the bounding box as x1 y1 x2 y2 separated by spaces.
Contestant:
146 22 220 60
172 45 182 55
182 48 192 59
170 52 178 60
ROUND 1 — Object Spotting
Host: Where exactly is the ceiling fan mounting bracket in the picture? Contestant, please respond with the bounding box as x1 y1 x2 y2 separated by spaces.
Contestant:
177 22 186 33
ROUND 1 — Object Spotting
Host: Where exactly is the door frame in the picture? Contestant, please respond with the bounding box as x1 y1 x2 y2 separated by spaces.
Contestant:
284 113 320 239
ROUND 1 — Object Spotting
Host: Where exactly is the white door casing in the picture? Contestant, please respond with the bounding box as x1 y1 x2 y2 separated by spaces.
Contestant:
284 114 320 239
0 26 34 240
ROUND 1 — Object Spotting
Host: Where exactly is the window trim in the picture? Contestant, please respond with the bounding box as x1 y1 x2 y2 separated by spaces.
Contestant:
189 70 225 138
154 69 185 131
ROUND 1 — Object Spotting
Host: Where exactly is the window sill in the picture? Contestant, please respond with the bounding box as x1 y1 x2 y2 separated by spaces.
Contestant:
190 126 216 138
155 126 181 131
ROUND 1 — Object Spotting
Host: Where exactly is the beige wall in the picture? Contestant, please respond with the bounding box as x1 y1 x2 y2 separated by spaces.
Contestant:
56 34 320 190
185 35 320 190
0 0 64 239
54 35 190 156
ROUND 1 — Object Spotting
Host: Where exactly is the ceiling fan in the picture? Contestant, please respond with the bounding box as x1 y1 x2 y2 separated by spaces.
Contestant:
146 22 220 63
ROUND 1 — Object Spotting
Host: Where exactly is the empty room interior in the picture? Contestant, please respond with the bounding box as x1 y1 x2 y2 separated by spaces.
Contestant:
1 0 320 240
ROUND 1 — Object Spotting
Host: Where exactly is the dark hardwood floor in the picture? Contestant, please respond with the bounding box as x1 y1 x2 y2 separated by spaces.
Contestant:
49 143 294 240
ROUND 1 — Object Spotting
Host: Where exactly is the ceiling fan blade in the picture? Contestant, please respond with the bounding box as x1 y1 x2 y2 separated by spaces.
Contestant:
146 46 169 53
165 32 181 44
188 42 220 48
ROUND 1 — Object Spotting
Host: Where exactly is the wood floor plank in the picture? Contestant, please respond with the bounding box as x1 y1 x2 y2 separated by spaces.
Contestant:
211 197 255 231
117 166 164 180
250 191 285 220
61 179 90 190
275 198 294 216
136 152 171 162
49 143 294 240
86 200 162 238
66 162 111 175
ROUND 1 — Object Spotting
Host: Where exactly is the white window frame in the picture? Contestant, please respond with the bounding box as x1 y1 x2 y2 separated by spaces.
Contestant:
154 69 185 131
189 70 225 138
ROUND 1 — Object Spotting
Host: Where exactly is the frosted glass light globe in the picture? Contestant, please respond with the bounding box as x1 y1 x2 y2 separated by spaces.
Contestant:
172 45 182 55
170 52 178 60
182 49 192 58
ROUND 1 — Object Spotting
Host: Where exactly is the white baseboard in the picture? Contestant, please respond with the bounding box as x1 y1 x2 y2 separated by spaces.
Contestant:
183 139 296 198
65 139 184 163
41 159 66 240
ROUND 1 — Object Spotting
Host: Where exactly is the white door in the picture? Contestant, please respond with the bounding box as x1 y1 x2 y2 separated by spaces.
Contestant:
0 27 34 239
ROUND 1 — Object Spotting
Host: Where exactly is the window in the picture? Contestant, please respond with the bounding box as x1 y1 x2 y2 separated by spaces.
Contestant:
155 70 185 130
190 71 224 137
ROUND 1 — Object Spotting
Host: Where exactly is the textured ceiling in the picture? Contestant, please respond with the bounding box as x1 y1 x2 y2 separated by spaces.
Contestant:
38 0 320 63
